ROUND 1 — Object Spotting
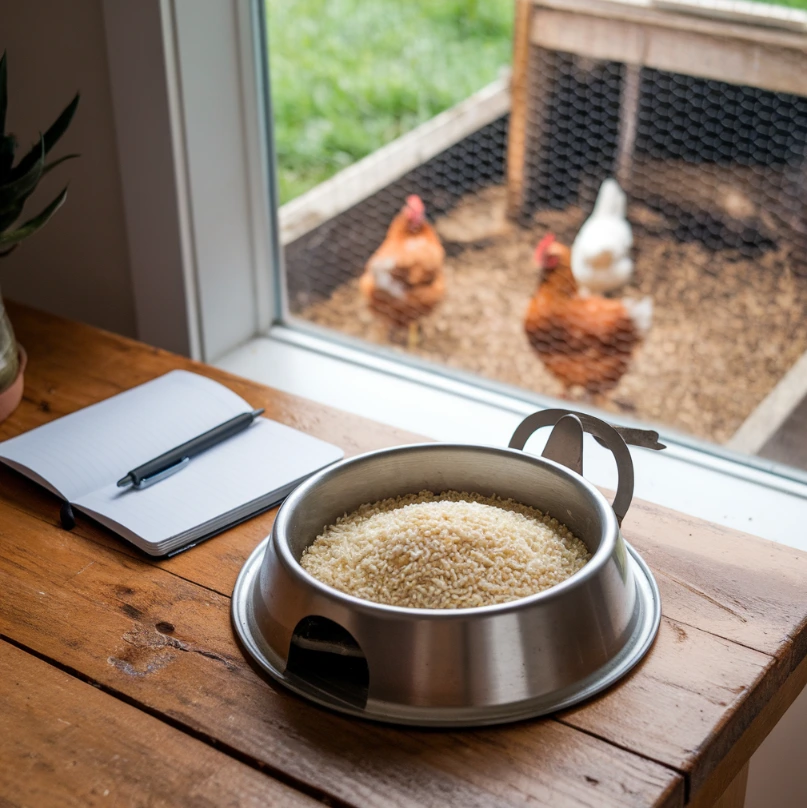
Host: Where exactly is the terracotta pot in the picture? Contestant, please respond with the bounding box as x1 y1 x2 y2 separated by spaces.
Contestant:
0 346 27 423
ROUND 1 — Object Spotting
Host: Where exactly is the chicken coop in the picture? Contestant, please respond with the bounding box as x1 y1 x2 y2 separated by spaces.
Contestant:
279 0 807 460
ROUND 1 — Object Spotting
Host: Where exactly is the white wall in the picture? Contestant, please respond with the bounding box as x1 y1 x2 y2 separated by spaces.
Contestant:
1 0 136 337
102 0 198 357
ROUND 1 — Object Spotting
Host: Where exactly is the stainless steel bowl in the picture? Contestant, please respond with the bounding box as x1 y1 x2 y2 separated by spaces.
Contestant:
232 411 661 726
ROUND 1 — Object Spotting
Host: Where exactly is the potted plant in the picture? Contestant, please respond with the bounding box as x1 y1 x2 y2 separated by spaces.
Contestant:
0 51 79 422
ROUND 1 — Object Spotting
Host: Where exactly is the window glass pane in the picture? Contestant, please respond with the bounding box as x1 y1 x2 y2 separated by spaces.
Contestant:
265 0 807 476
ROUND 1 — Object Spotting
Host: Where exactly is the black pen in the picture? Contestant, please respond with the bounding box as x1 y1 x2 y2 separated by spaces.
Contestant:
116 408 265 490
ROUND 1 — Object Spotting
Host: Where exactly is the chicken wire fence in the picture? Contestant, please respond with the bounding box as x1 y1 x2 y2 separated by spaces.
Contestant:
281 44 807 450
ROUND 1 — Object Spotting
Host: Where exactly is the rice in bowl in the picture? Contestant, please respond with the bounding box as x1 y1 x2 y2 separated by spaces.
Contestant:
300 490 590 609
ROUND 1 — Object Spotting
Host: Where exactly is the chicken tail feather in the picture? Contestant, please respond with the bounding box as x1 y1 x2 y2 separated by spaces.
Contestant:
624 296 654 336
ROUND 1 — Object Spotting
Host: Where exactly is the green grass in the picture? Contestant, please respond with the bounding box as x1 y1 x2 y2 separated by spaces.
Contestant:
266 0 514 203
266 0 806 204
750 0 807 7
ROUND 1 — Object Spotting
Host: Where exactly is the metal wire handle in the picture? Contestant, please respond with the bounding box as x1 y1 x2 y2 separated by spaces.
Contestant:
508 409 645 525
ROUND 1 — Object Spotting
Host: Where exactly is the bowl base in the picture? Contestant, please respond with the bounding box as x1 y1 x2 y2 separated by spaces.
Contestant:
231 537 661 727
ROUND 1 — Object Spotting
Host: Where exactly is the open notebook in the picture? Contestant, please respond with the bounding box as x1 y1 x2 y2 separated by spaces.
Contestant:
0 370 344 556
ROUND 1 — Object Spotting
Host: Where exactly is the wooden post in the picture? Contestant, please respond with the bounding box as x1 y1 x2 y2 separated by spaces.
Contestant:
616 63 641 190
506 0 534 219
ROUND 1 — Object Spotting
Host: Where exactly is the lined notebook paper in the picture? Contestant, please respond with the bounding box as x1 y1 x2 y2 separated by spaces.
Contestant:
0 371 344 555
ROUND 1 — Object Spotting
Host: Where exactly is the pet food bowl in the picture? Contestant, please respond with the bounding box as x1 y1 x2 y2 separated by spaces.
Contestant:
232 410 662 726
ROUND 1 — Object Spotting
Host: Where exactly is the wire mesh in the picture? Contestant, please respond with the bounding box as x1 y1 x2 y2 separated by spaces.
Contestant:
281 28 807 454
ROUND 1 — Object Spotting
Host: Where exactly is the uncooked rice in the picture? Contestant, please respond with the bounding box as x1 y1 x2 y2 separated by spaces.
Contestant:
300 490 590 609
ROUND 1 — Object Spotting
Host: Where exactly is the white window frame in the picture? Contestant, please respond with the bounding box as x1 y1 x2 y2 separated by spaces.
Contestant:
103 0 279 362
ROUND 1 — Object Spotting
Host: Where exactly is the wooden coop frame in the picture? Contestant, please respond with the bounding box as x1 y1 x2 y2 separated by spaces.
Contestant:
506 0 807 217
279 77 510 246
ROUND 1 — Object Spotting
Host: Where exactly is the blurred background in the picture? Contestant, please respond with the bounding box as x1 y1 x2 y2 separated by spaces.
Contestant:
267 0 515 203
266 0 807 473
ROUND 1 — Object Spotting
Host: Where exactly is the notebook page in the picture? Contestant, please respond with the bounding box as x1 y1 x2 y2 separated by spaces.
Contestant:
72 418 344 547
0 370 251 501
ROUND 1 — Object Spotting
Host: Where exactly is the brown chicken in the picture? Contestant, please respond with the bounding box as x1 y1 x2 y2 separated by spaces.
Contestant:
360 195 445 348
524 233 653 397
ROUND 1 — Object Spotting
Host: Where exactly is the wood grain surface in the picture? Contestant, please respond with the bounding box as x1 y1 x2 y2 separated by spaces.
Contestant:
0 640 318 808
0 497 683 808
2 301 806 807
505 0 533 218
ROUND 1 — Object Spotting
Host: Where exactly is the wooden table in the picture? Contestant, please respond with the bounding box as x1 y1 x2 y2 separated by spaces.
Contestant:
2 302 807 808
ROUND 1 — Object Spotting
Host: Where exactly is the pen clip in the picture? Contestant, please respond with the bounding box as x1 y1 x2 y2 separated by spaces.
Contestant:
133 456 190 489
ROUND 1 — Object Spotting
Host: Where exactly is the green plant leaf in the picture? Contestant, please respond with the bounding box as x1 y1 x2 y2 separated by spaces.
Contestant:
0 186 67 248
0 134 15 180
0 135 44 212
43 92 79 153
10 93 79 181
0 200 23 231
12 138 48 183
42 152 79 176
0 52 7 138
0 244 17 257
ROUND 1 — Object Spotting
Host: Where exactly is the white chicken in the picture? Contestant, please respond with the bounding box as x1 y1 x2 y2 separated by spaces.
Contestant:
571 179 633 295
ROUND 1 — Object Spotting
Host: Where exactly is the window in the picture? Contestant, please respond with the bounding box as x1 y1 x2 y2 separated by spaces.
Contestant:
105 0 807 533
259 0 807 484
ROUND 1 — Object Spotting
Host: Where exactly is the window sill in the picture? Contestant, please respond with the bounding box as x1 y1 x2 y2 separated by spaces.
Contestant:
216 327 807 552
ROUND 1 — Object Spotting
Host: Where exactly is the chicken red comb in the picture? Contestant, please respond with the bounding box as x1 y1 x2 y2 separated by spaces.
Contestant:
534 233 556 265
405 195 425 218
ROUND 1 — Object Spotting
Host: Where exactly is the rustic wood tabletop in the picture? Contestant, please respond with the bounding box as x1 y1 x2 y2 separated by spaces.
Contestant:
2 302 806 808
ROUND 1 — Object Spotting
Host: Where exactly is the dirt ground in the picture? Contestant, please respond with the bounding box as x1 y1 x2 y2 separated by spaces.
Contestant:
299 185 807 443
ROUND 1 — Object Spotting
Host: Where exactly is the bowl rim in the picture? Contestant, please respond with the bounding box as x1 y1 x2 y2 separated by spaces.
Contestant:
270 442 623 619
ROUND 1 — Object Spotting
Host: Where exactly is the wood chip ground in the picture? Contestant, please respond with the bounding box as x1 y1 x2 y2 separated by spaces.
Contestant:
299 186 807 443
